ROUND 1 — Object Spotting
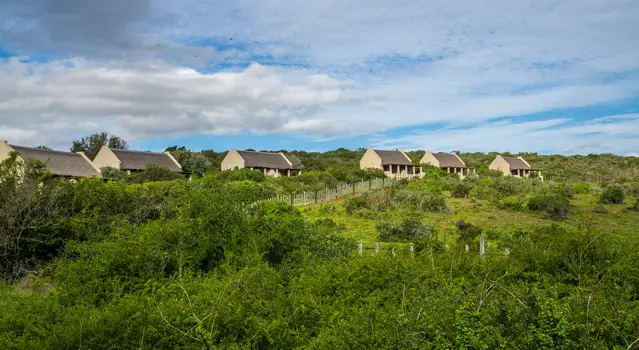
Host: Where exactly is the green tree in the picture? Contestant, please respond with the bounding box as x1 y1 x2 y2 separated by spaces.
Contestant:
71 132 129 160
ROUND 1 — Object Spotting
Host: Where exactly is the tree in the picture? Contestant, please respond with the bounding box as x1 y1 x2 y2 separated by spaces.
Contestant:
71 132 129 160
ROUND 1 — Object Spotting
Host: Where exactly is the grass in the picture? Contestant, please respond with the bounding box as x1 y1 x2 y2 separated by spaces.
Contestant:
300 188 639 251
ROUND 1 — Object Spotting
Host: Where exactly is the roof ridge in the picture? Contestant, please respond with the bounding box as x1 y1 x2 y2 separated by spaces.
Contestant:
10 145 80 156
111 148 164 154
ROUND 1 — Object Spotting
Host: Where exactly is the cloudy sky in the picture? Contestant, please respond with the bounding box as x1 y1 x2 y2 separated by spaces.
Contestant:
1 0 638 155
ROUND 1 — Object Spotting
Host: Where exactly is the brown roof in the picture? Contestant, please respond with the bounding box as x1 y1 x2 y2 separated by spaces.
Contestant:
237 150 293 169
374 150 412 166
432 152 466 168
503 157 532 170
110 149 182 172
10 145 100 178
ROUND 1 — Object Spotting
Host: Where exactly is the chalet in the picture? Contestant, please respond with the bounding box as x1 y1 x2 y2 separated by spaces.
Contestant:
360 147 420 178
92 146 182 174
0 141 101 178
221 148 300 177
420 151 469 177
489 155 540 178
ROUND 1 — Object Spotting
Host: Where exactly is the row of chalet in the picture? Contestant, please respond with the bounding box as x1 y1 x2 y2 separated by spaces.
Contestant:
360 148 540 178
0 141 182 179
1 140 539 180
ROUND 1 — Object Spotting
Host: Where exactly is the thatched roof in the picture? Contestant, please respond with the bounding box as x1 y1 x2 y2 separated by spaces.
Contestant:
374 150 413 166
432 152 466 168
11 145 100 178
503 157 532 170
237 150 294 169
110 149 182 172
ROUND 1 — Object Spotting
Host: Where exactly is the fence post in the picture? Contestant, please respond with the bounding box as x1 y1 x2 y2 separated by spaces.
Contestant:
409 243 414 257
369 180 372 190
479 234 485 258
464 245 469 252
352 183 356 195
315 191 318 204
392 247 396 257
375 242 379 255
358 241 363 255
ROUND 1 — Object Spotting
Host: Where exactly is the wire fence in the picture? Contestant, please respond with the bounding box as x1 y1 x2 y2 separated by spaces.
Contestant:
253 177 397 207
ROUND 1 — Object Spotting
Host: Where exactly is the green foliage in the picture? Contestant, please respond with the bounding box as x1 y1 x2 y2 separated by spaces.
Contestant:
599 185 625 204
376 217 431 242
1 151 639 348
452 182 472 198
70 132 128 160
127 165 185 184
592 203 609 214
100 167 127 181
455 220 482 247
343 195 370 214
393 190 451 212
527 195 571 219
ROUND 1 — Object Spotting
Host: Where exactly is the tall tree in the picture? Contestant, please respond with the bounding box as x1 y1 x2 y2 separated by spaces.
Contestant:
71 132 128 160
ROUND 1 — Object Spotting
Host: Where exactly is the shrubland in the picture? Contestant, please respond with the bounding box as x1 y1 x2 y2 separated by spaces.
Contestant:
1 154 639 349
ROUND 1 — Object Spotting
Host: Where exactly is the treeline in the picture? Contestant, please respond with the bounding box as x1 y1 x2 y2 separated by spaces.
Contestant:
45 132 639 182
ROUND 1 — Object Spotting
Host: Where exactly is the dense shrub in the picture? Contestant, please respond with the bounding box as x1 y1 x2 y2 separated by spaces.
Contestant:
342 195 370 214
592 203 609 214
127 165 185 183
393 190 451 213
376 217 432 242
451 182 472 198
573 182 591 194
527 195 571 219
599 185 625 204
455 220 482 247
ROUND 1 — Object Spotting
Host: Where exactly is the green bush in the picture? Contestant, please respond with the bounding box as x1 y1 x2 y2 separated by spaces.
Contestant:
376 217 432 242
343 195 370 214
599 185 625 204
592 203 609 214
527 195 571 219
451 182 472 198
393 190 451 213
573 182 591 194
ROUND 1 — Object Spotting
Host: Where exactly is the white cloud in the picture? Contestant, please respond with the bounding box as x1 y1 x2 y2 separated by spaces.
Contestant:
0 58 371 148
1 0 639 153
372 114 639 155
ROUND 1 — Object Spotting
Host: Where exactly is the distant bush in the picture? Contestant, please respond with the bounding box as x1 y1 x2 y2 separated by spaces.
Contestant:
100 167 128 181
553 183 575 199
343 195 370 214
493 177 522 196
127 165 184 184
599 185 625 204
573 182 591 195
622 182 639 197
498 198 525 211
394 190 451 213
367 189 392 211
527 195 571 220
376 217 432 242
592 203 609 214
633 200 639 212
451 182 472 198
455 220 482 247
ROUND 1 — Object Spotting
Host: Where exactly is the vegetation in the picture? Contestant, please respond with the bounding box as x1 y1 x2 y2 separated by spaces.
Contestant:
71 132 129 160
1 149 639 348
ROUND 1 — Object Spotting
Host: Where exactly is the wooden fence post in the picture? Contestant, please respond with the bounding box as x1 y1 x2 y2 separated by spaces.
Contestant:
479 234 485 258
358 241 363 255
409 243 414 257
375 242 379 255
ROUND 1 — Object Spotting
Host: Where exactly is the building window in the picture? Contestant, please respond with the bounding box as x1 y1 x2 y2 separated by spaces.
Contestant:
383 165 390 171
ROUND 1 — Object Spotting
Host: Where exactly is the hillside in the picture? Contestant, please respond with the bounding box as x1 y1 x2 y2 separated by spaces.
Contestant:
1 156 639 348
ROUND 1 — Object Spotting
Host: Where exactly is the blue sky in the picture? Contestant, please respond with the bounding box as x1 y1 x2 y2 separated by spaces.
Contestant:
1 0 638 155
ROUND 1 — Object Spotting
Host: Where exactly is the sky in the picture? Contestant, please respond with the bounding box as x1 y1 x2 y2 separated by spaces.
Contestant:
1 0 638 155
